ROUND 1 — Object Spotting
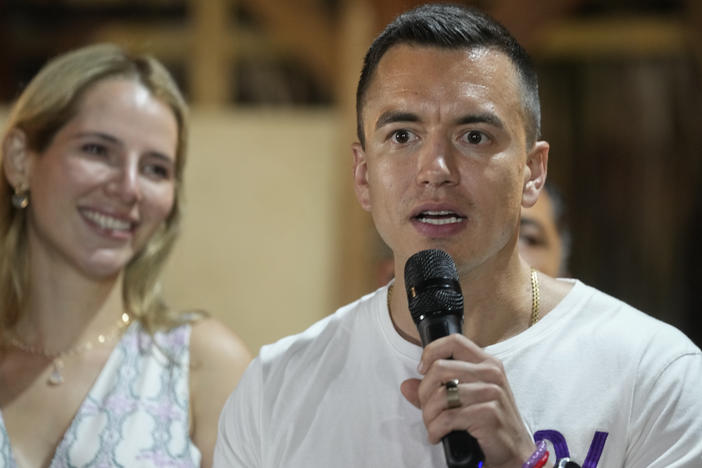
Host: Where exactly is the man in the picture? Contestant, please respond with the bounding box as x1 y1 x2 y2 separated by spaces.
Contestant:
215 5 702 467
519 183 570 277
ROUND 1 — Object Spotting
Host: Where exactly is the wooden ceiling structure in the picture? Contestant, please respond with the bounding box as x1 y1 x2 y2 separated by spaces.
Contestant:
3 1 698 105
1 0 700 308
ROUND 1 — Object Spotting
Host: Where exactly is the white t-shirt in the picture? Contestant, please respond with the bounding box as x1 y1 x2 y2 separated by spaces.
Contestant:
214 280 702 467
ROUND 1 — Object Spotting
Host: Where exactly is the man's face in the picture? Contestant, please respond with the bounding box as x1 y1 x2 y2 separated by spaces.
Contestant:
352 44 547 276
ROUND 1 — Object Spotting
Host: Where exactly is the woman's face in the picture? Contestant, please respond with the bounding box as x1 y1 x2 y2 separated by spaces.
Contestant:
25 77 178 280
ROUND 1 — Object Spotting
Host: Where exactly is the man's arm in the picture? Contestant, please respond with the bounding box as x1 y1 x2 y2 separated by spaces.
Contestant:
213 357 263 468
626 350 702 466
190 318 252 468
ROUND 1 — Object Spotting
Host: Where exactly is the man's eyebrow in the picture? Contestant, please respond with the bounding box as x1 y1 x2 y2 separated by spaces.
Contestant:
455 113 505 129
375 111 420 130
373 111 505 131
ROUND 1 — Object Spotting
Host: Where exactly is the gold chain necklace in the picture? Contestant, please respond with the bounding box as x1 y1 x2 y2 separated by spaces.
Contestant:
386 268 541 327
5 312 131 386
529 268 541 327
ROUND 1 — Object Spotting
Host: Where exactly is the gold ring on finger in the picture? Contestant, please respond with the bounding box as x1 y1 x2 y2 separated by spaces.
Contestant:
445 378 461 409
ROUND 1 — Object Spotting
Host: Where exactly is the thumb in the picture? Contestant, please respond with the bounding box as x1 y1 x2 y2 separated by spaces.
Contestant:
400 378 422 408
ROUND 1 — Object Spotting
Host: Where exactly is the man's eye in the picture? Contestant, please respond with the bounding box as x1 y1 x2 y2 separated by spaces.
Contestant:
519 234 536 246
519 233 545 247
465 130 486 145
460 130 491 146
391 129 413 144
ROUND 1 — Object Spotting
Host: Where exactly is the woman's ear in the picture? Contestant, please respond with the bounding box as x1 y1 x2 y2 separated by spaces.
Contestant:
3 128 31 190
522 140 549 208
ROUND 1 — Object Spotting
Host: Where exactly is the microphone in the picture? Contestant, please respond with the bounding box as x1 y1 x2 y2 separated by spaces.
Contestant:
404 249 485 468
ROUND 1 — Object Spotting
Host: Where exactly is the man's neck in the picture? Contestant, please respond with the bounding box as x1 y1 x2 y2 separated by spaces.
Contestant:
388 259 534 348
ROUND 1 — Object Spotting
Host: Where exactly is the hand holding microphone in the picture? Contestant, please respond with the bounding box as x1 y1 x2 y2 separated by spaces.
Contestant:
400 249 536 468
403 249 484 468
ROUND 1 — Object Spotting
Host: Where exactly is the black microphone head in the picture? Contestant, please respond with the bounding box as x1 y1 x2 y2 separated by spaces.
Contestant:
404 249 463 325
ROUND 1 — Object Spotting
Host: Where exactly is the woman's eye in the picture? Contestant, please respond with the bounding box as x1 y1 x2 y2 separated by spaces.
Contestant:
143 163 172 180
391 129 414 144
82 143 108 156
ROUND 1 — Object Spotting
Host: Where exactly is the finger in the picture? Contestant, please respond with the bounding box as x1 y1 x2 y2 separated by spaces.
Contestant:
423 402 489 444
416 360 467 406
416 359 505 406
418 334 487 374
421 380 503 427
424 400 532 465
400 378 421 409
421 383 532 465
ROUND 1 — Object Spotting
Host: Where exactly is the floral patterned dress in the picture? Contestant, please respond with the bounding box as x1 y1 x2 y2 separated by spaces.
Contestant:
0 322 200 467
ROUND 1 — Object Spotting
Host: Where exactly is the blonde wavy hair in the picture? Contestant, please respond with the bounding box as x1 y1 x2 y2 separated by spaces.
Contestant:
0 43 190 333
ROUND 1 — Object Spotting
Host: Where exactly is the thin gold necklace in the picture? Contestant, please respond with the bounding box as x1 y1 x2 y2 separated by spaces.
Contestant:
529 268 541 327
5 312 131 386
386 268 541 327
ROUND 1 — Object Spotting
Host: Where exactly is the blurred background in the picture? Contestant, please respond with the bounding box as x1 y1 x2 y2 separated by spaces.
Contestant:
0 0 700 353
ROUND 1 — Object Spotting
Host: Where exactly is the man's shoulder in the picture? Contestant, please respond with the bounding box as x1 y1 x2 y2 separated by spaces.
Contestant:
257 287 386 371
568 280 700 356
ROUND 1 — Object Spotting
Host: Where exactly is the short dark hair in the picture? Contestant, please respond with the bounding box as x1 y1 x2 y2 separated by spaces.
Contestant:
355 3 541 149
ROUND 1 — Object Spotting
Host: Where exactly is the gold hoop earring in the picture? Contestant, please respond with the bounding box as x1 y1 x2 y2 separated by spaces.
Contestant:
11 186 29 209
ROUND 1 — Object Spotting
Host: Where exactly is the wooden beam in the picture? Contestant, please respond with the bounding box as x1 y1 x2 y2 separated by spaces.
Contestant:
687 0 702 74
238 0 335 90
89 22 190 61
489 0 585 48
369 0 425 30
188 0 230 107
334 0 378 307
532 15 687 59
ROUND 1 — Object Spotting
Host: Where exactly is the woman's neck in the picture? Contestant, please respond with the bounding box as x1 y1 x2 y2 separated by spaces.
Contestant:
13 251 125 353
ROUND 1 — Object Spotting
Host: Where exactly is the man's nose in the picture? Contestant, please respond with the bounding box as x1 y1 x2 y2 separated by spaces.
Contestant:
415 137 459 187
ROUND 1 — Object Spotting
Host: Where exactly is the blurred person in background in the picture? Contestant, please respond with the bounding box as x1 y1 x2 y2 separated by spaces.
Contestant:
519 183 570 277
0 43 250 467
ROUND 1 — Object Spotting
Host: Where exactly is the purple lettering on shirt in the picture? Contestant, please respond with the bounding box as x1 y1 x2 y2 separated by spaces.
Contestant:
534 430 570 460
583 432 608 468
534 429 609 467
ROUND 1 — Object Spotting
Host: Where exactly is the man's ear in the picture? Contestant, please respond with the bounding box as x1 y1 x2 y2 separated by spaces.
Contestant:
522 140 549 208
2 129 31 190
352 142 372 212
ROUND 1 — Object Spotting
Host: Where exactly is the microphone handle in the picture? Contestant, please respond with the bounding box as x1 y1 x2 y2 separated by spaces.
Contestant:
442 432 484 468
417 316 485 468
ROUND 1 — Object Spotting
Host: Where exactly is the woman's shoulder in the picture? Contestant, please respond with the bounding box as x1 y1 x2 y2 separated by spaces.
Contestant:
189 316 251 373
187 316 252 467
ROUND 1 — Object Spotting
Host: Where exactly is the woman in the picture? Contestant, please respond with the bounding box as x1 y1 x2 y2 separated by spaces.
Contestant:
0 44 250 467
